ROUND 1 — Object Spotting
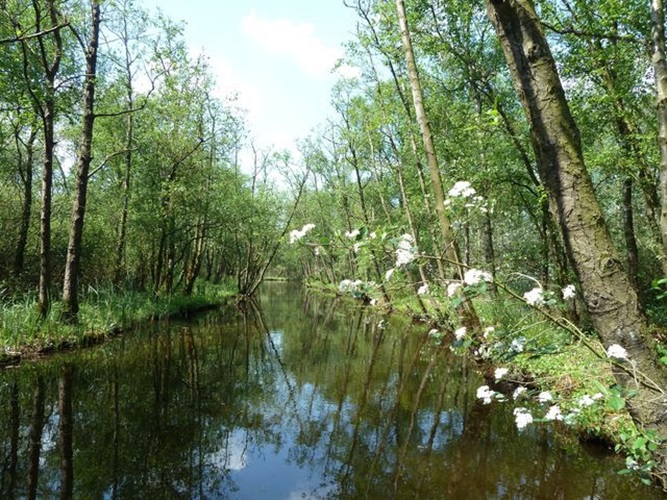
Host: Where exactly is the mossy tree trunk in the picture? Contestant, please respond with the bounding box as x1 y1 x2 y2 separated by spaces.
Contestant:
485 0 667 455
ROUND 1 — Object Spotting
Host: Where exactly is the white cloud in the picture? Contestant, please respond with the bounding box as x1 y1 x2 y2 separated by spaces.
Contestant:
240 10 342 77
204 52 263 121
336 64 362 80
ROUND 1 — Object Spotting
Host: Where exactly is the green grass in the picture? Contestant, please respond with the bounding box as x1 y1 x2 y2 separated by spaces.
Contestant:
0 281 236 361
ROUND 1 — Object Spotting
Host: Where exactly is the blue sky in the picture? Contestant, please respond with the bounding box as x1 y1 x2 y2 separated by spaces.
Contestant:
140 0 360 157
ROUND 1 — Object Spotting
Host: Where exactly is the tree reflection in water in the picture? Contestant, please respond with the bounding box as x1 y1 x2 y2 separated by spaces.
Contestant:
0 283 659 498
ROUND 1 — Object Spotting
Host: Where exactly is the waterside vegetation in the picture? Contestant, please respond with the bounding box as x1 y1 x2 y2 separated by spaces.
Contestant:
3 0 667 492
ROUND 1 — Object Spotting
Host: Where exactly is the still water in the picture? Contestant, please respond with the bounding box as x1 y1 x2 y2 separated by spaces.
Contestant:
0 283 661 499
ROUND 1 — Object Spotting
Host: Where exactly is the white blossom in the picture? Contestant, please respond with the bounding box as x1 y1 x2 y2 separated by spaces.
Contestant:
417 284 429 295
395 234 417 267
510 338 526 352
339 280 353 293
454 327 467 341
385 268 395 281
577 394 598 407
483 326 495 338
606 344 629 360
544 405 563 421
353 242 362 254
495 367 509 380
523 287 545 306
513 407 533 430
513 387 527 400
562 284 576 300
463 269 492 285
447 282 462 297
537 391 553 403
428 328 440 337
476 385 495 405
289 223 316 244
448 180 477 198
345 229 360 239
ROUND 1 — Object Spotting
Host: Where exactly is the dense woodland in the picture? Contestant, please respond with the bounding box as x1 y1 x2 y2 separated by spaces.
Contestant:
4 0 667 487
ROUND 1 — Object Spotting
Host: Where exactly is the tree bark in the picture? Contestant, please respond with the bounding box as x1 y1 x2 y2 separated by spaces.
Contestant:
651 0 667 273
623 178 641 301
485 0 667 445
61 0 101 322
14 125 36 276
19 0 64 317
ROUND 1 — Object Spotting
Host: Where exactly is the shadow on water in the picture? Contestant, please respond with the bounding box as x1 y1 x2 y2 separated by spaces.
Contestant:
0 282 661 499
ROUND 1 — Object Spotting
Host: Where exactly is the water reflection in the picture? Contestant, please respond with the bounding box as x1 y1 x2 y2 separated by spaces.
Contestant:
0 283 661 499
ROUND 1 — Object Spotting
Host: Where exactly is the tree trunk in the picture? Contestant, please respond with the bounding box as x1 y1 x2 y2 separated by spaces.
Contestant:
14 126 36 276
651 0 667 273
396 0 479 329
61 0 101 323
486 0 667 449
38 96 55 317
20 0 64 318
623 178 641 301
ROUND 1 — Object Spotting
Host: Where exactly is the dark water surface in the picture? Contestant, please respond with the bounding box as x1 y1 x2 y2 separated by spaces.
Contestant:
0 283 661 499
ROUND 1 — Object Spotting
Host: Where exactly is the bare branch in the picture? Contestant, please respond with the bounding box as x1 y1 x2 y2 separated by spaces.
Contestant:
0 22 69 45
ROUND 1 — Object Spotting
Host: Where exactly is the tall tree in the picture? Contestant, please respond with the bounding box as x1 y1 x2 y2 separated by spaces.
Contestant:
484 0 667 460
651 0 667 270
61 0 101 322
396 0 479 329
18 0 65 316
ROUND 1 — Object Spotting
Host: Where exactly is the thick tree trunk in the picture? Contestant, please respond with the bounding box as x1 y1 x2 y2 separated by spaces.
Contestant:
396 0 479 329
61 1 101 322
486 0 667 447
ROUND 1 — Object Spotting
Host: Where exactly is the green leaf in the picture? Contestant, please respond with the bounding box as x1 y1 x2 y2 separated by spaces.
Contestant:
607 395 626 411
632 437 648 451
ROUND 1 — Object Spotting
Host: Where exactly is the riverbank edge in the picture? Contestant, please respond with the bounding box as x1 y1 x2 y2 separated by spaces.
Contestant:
0 291 235 368
305 280 663 492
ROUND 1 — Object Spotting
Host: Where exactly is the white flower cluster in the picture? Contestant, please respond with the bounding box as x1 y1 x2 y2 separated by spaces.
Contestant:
339 279 364 294
523 287 544 306
562 284 576 300
345 229 360 239
289 223 316 244
448 180 477 198
495 367 509 380
476 385 496 405
454 327 467 341
447 282 462 297
395 233 417 267
577 393 603 407
446 181 489 213
417 284 429 295
463 268 492 285
513 407 533 430
606 343 629 360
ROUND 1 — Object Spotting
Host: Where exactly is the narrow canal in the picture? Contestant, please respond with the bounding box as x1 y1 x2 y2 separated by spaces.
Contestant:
0 283 660 498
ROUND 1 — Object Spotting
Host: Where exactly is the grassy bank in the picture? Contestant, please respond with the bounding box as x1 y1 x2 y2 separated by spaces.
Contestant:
0 281 236 365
